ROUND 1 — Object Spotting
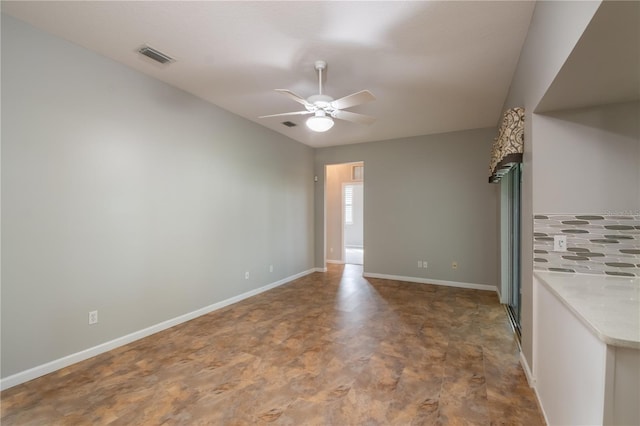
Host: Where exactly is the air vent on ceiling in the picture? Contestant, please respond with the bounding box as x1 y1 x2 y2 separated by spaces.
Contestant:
282 121 297 127
137 45 174 64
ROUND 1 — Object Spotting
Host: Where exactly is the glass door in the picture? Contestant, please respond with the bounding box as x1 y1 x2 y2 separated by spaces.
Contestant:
505 164 522 337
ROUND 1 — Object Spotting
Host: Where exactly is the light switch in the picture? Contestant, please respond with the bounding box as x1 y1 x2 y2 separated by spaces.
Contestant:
553 235 567 252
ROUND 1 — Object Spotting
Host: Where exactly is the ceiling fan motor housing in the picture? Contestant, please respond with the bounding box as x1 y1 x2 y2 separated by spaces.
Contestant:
259 59 375 129
307 94 333 110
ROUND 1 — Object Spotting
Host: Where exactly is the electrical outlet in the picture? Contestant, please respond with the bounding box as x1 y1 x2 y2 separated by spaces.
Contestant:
245 271 250 280
269 265 273 273
88 310 98 325
452 261 458 270
418 260 423 268
554 235 567 252
423 261 428 269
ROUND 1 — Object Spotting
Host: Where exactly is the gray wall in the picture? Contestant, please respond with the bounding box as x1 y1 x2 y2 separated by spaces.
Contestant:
315 128 499 287
503 1 601 111
1 15 315 378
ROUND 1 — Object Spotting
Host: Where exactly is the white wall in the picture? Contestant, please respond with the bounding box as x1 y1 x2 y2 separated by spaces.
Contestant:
344 183 364 248
315 128 499 287
1 15 315 379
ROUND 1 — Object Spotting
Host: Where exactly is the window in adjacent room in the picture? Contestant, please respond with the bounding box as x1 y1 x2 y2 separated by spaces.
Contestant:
344 185 354 225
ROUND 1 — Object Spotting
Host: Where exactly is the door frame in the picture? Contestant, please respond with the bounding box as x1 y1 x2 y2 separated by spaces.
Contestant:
342 181 363 264
323 161 364 268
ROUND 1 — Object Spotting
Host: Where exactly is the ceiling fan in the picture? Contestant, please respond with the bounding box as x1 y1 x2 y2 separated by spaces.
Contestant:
260 60 376 132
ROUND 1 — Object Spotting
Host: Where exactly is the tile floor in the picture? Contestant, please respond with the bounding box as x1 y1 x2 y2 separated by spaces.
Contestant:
1 264 544 425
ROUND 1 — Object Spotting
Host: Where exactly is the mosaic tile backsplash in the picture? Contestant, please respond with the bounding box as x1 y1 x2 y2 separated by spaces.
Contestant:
534 214 640 277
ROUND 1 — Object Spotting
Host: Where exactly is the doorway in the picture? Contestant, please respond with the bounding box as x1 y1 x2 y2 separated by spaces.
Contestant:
343 182 363 265
325 162 364 266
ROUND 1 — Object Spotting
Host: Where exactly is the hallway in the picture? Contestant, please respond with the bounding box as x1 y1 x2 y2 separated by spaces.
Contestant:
345 247 364 265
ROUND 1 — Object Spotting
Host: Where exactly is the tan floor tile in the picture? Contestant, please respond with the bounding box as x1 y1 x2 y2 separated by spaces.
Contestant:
1 264 543 425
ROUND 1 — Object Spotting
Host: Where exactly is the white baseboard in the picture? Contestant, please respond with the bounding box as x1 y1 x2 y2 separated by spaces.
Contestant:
520 350 535 387
325 259 344 265
0 268 316 391
520 351 548 425
314 267 327 272
362 272 496 292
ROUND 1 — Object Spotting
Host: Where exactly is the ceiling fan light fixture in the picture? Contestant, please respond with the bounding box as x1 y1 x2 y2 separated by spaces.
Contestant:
306 112 334 132
261 60 375 132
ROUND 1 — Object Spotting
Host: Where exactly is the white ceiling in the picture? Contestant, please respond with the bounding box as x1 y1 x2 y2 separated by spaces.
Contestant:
2 1 535 148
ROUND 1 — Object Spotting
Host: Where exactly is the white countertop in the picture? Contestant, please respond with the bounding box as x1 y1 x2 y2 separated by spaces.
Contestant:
534 271 640 349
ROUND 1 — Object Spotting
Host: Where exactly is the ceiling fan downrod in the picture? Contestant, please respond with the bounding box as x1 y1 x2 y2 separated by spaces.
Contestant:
315 60 326 95
258 59 376 131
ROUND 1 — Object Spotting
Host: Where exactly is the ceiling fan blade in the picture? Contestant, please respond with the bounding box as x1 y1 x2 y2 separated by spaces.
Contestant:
275 89 312 107
332 110 376 125
330 90 376 110
259 110 312 119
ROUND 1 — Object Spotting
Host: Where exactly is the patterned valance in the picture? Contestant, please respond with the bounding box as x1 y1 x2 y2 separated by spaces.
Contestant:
489 107 524 183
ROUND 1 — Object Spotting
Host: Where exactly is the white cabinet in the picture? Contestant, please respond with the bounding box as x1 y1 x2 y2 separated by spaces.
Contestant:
534 273 640 425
